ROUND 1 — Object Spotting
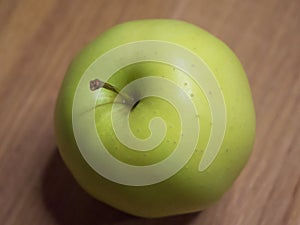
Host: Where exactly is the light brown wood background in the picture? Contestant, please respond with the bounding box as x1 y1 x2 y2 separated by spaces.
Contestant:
1 0 299 225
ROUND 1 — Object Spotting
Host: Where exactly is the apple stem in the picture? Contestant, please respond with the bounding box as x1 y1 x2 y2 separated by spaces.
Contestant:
90 79 134 104
90 79 118 92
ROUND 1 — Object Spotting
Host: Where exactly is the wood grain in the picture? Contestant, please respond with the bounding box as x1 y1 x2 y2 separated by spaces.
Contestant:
0 0 299 224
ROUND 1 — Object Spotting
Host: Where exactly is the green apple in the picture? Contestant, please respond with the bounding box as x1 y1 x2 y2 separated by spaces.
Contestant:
54 19 255 218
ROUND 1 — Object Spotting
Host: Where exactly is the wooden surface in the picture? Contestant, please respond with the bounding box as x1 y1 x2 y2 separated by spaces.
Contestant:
1 0 299 224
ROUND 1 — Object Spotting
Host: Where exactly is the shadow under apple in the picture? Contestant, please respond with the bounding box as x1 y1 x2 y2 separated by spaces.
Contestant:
42 149 198 225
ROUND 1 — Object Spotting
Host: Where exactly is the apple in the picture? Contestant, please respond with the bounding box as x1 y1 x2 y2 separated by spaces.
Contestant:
54 19 255 218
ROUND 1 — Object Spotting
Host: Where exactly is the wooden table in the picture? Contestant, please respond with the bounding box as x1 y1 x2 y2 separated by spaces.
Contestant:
1 0 299 224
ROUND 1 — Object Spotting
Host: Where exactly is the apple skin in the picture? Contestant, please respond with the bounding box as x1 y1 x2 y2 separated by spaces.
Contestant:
55 19 255 218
